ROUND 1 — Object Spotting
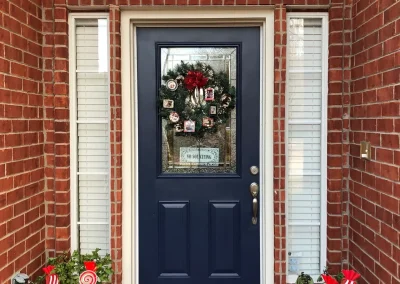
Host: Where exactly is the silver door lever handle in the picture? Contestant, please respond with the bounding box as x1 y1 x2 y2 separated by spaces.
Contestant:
250 182 259 224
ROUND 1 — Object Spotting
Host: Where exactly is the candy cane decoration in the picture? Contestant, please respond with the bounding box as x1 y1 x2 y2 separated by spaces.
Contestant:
79 270 97 284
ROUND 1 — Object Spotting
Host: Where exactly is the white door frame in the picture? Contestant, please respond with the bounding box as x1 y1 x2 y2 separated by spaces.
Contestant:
121 7 275 284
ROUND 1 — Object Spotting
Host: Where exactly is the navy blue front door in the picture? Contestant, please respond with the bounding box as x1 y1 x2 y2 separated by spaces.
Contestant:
138 27 260 284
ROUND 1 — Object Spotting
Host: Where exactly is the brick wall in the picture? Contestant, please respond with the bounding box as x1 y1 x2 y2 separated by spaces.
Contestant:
49 1 347 284
274 5 287 283
0 0 46 283
109 6 123 283
3 0 399 284
42 0 71 259
0 0 350 283
326 0 352 276
349 0 400 283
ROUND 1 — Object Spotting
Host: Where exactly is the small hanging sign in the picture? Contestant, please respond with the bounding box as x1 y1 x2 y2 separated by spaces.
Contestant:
179 147 219 166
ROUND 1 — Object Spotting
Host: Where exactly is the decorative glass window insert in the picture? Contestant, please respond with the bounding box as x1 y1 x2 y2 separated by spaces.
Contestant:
159 47 238 174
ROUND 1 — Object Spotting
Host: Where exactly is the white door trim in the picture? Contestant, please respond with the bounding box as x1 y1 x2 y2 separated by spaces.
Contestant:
121 8 275 284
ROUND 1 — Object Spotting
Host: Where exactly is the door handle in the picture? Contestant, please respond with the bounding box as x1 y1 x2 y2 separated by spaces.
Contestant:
249 182 259 224
252 198 258 224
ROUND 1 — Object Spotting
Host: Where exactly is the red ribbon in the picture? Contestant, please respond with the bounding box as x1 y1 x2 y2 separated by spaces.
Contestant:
43 265 56 275
84 261 97 271
184 71 209 90
321 275 339 284
342 270 360 281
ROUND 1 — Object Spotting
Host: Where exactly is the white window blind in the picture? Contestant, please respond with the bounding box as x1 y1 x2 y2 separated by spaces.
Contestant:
286 15 327 283
70 16 110 254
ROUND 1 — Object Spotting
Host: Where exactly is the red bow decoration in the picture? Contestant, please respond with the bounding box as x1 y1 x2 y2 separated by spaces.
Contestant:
43 265 56 275
321 275 339 284
184 71 209 90
84 261 97 271
342 270 360 281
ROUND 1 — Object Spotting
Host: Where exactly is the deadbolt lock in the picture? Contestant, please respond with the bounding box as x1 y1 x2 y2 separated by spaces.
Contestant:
249 182 259 198
250 166 259 175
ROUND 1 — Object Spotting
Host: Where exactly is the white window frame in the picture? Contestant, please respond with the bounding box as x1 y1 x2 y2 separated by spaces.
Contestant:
68 13 111 252
285 12 328 283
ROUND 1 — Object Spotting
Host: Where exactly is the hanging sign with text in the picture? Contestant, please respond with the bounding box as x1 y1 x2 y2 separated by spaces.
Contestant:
180 147 219 166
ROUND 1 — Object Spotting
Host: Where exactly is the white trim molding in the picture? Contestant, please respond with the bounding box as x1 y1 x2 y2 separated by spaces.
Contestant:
285 12 329 283
121 8 274 284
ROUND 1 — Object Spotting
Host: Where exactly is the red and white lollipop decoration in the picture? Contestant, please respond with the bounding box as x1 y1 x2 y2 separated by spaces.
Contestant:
80 261 98 284
43 265 59 284
341 270 361 284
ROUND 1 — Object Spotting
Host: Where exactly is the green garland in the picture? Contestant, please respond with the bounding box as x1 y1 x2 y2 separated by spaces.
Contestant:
159 61 236 137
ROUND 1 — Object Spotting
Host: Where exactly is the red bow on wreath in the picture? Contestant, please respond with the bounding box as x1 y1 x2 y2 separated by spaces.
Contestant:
184 71 208 90
84 261 97 271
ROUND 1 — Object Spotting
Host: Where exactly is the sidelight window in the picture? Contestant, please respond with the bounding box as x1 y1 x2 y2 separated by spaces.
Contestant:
69 14 110 254
286 13 328 283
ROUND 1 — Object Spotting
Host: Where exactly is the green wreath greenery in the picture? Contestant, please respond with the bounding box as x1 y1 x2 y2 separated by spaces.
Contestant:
159 61 236 137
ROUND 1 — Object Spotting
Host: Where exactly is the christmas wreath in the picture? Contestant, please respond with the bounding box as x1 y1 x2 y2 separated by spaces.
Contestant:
159 61 236 137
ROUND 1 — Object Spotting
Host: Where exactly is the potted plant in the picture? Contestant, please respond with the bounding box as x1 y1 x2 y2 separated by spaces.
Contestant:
296 272 314 284
34 248 114 284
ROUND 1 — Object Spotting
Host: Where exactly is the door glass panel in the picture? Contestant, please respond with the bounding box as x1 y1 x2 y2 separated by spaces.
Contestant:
159 47 237 174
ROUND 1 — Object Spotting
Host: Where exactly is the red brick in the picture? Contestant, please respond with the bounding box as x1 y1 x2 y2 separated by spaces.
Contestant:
376 148 394 163
21 25 38 42
6 215 25 234
380 193 399 214
0 58 10 73
395 151 400 166
381 133 400 148
382 102 400 116
4 75 23 90
381 164 399 181
377 118 394 132
380 21 396 42
4 105 22 118
383 69 399 85
384 34 400 54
